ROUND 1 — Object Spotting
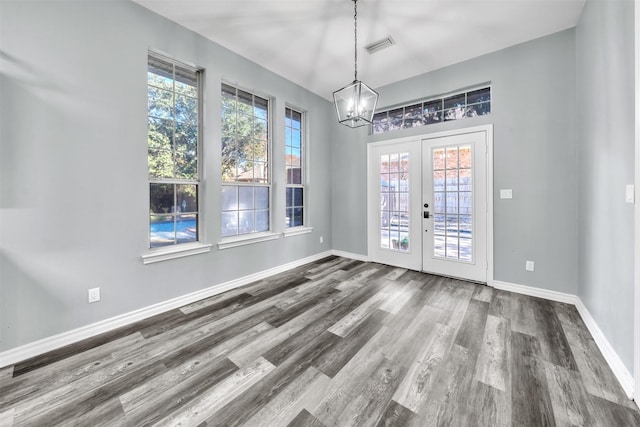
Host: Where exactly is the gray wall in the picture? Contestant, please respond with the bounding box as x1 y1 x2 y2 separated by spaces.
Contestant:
332 29 579 295
576 0 635 372
0 0 333 351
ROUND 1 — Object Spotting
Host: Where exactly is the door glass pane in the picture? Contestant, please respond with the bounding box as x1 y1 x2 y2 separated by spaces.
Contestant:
380 152 410 252
432 144 473 262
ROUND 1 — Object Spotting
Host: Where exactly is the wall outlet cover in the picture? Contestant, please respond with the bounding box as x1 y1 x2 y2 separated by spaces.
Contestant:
500 189 513 199
88 287 101 303
525 261 535 271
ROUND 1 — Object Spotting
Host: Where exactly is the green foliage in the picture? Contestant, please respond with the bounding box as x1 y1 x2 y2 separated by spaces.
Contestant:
147 72 198 180
221 88 268 182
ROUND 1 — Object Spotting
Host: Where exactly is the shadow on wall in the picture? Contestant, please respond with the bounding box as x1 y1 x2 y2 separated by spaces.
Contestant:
0 249 70 352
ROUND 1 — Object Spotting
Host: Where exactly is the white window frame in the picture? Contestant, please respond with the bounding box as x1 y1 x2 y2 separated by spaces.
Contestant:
284 105 312 237
142 52 212 264
218 82 279 249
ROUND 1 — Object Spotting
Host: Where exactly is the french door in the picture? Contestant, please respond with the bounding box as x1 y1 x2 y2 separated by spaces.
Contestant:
368 126 492 283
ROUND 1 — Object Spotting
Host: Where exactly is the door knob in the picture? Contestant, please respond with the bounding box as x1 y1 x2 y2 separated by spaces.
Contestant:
424 203 429 208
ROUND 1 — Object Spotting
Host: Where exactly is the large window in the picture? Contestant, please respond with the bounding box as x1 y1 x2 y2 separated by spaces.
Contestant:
221 83 270 237
285 107 304 228
147 53 201 248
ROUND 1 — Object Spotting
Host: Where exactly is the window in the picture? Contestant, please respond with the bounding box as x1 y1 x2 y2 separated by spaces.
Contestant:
221 83 270 237
372 86 491 135
285 107 304 228
147 53 201 248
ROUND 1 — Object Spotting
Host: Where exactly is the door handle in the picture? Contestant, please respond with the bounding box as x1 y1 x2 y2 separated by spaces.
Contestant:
424 211 430 219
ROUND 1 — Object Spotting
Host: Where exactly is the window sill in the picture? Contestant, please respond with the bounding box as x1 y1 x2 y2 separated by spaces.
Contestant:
283 226 314 238
217 232 281 250
142 242 213 265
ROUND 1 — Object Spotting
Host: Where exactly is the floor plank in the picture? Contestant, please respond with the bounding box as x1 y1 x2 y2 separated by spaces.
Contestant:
1 257 637 426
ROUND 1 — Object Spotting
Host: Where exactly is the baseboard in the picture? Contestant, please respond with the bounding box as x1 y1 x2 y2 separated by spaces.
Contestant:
492 279 634 399
0 250 333 368
330 249 369 262
492 280 577 305
574 298 635 398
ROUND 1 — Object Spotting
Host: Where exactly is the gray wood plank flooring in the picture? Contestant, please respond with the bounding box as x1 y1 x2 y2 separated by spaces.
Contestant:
1 256 638 426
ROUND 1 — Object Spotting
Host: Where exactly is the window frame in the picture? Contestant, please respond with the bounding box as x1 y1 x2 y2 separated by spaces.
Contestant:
143 51 212 264
284 104 313 238
219 82 279 248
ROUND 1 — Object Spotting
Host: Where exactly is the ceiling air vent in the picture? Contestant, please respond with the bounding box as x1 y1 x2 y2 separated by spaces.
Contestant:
365 37 395 54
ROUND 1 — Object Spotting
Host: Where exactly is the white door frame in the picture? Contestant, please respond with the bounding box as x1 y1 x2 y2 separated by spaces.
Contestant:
367 124 494 283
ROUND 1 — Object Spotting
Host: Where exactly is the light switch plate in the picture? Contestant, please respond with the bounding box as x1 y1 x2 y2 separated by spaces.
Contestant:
626 185 635 204
500 189 513 199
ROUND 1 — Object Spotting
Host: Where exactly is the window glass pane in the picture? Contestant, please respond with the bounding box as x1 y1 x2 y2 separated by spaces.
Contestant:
239 186 254 210
459 238 472 262
221 211 238 237
434 170 445 192
459 168 472 191
150 183 174 214
433 148 445 170
238 210 255 234
446 147 458 169
256 209 270 231
175 122 197 152
148 149 175 179
459 214 472 237
255 187 269 209
291 208 303 227
148 86 173 120
446 215 459 237
175 151 197 180
446 169 458 192
467 102 491 117
176 184 197 213
221 186 238 211
389 108 403 131
434 192 445 213
254 96 268 120
446 193 459 214
150 214 176 248
444 93 465 110
403 104 423 128
434 214 446 235
467 87 490 105
175 94 197 124
372 112 389 134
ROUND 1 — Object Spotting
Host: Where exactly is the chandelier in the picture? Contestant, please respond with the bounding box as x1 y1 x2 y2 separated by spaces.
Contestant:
333 0 379 128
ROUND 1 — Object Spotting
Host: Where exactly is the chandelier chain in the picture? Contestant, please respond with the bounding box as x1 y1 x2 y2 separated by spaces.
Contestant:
354 0 358 82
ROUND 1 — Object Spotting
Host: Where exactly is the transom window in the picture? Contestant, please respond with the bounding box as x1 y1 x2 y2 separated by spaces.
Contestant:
221 83 270 237
372 86 491 135
147 53 201 248
285 107 304 228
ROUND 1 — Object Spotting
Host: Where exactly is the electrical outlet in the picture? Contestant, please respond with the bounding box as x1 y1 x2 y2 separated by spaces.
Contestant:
525 261 535 272
88 287 101 303
320 236 324 244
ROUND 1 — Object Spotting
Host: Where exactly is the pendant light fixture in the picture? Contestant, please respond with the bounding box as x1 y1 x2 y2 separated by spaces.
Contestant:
333 0 379 128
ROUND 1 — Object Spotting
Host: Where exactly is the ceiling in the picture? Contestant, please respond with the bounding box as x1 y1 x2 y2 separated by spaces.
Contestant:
133 0 586 101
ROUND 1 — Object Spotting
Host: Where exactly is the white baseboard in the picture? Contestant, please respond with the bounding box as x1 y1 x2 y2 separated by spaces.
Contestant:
492 279 634 399
330 249 369 262
574 298 635 398
0 250 333 368
492 280 577 305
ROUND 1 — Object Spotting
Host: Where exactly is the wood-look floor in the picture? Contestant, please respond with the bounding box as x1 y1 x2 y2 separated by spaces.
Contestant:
1 256 639 426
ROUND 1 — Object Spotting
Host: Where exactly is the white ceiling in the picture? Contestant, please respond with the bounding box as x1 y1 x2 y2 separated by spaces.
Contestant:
133 0 586 101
